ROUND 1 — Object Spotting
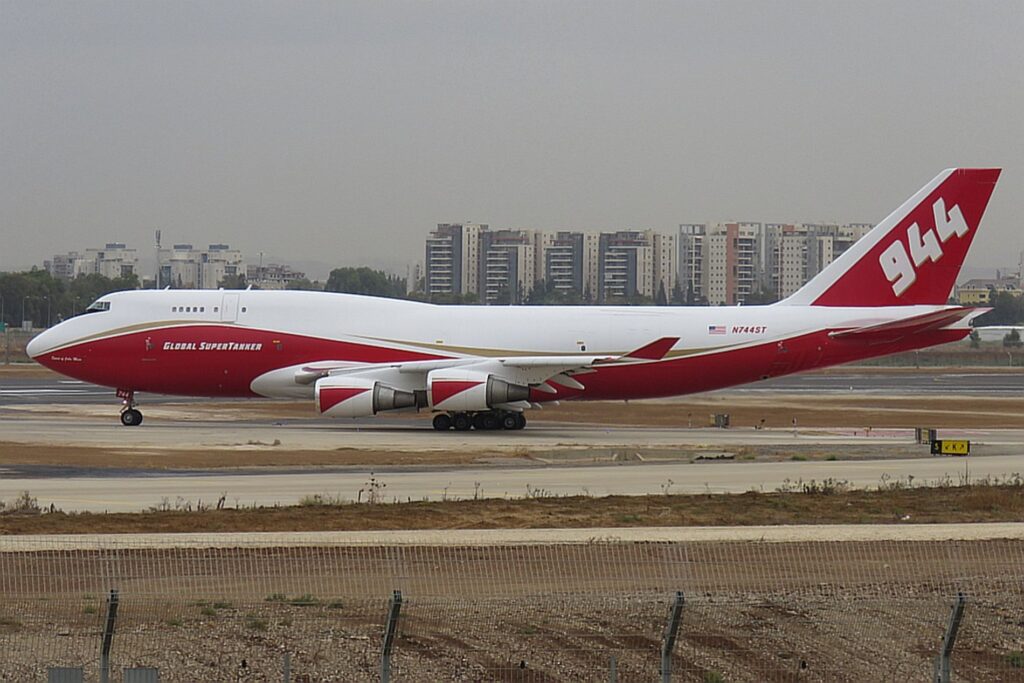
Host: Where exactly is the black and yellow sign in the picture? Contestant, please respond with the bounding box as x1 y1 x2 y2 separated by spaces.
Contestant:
930 439 970 456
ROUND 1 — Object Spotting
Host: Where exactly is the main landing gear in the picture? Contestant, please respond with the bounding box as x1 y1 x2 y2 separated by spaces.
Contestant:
432 410 526 431
117 389 143 427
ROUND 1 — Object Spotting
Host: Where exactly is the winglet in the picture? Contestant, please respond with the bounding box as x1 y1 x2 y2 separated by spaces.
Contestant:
621 336 679 360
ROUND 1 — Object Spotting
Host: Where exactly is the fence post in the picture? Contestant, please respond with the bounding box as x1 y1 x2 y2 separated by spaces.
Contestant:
608 654 617 682
99 589 119 683
282 652 291 682
934 592 967 683
381 589 403 683
660 591 685 683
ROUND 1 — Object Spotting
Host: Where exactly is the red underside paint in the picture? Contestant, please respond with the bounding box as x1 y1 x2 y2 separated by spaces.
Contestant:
35 325 447 397
35 323 970 401
318 387 370 413
430 380 484 406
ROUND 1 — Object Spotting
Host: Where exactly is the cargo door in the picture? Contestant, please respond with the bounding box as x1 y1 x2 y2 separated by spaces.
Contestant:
221 293 239 322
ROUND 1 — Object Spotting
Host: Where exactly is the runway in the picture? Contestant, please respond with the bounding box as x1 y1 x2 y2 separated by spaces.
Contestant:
1 368 1022 406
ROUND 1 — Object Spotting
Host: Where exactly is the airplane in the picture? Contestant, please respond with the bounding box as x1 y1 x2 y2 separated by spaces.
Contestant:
27 168 1000 431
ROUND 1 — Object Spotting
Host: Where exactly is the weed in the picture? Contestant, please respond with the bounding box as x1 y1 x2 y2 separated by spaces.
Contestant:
0 616 22 633
165 619 182 627
245 616 269 632
299 493 346 507
200 606 216 617
1008 651 1024 669
212 601 232 610
327 600 345 610
265 593 287 603
288 594 318 607
358 474 387 504
83 605 97 615
790 454 807 462
703 672 726 683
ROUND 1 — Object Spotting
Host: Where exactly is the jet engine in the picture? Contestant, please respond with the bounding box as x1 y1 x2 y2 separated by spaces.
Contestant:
427 369 530 411
315 375 419 418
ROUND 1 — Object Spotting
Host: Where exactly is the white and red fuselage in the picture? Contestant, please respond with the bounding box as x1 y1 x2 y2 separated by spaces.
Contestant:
27 168 1000 424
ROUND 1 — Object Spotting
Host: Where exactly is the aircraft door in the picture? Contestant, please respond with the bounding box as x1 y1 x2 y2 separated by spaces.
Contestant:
221 294 239 322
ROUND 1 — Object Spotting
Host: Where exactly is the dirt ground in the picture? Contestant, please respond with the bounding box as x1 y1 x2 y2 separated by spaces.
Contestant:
2 484 1023 535
1 540 1021 681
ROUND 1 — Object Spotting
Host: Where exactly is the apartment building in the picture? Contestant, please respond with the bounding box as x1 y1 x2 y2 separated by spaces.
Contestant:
703 223 761 306
158 243 243 289
246 263 307 290
45 243 138 281
424 223 487 297
479 229 536 304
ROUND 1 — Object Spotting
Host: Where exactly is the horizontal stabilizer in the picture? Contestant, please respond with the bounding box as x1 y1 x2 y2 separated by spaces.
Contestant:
830 307 981 342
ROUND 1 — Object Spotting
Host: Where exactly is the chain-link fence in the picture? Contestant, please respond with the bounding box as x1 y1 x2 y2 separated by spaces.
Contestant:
1 535 1022 681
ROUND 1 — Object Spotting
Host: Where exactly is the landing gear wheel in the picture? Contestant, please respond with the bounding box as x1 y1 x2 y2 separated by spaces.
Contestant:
501 413 519 430
514 413 527 430
452 413 472 431
120 408 143 427
472 412 488 430
481 412 500 430
432 414 453 431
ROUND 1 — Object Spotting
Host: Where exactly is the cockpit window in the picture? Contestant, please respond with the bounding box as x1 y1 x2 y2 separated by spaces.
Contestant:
82 300 112 314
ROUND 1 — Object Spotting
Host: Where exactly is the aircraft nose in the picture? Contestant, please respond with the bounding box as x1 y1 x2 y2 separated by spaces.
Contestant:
26 329 50 359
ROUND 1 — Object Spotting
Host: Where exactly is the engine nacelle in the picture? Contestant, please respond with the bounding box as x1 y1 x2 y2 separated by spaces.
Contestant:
427 370 531 411
315 376 419 418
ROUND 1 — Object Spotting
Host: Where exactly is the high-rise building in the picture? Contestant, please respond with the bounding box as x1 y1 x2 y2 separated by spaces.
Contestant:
44 251 92 280
424 223 487 297
678 224 706 303
764 223 873 299
597 231 652 301
703 223 762 305
539 231 585 296
479 229 536 304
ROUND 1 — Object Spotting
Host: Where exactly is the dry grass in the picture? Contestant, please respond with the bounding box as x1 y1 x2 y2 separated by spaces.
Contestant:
2 484 1022 535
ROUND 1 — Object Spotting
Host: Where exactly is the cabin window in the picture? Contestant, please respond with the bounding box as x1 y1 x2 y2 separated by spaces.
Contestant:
171 307 177 313
200 307 205 312
241 307 247 313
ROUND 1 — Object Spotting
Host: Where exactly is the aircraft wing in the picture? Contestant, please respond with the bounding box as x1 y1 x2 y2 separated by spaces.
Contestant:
295 336 679 390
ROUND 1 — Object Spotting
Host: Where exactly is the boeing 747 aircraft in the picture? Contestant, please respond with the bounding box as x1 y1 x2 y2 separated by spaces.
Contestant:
27 168 1000 430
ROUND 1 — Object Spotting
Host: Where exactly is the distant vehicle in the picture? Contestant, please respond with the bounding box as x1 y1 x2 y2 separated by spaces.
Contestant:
28 168 1000 430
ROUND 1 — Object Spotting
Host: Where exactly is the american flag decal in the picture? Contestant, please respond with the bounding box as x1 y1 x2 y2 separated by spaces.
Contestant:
708 325 727 335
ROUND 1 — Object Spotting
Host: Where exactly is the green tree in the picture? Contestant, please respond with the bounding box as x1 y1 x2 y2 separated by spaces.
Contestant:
655 281 668 306
1004 329 1022 348
969 329 981 349
743 287 780 305
285 278 321 291
974 292 1024 326
218 273 247 289
325 267 406 298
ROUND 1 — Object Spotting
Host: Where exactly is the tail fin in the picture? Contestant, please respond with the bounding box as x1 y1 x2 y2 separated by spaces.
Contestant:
781 168 1000 307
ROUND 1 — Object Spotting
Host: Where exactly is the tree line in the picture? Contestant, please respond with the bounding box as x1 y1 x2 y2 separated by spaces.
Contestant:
0 269 139 329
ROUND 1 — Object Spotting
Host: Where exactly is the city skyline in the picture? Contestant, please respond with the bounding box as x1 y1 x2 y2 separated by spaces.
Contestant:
2 2 1021 277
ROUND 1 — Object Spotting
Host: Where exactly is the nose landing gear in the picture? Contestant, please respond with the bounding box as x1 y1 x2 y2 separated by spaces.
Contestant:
117 389 143 427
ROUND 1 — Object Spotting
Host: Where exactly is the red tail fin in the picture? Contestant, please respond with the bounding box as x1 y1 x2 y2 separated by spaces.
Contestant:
782 168 1000 307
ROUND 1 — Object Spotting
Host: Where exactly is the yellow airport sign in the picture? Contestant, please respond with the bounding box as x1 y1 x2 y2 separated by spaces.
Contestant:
930 439 970 456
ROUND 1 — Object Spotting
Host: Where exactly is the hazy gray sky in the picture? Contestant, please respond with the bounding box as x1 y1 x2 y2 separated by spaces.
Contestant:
3 1 1022 277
